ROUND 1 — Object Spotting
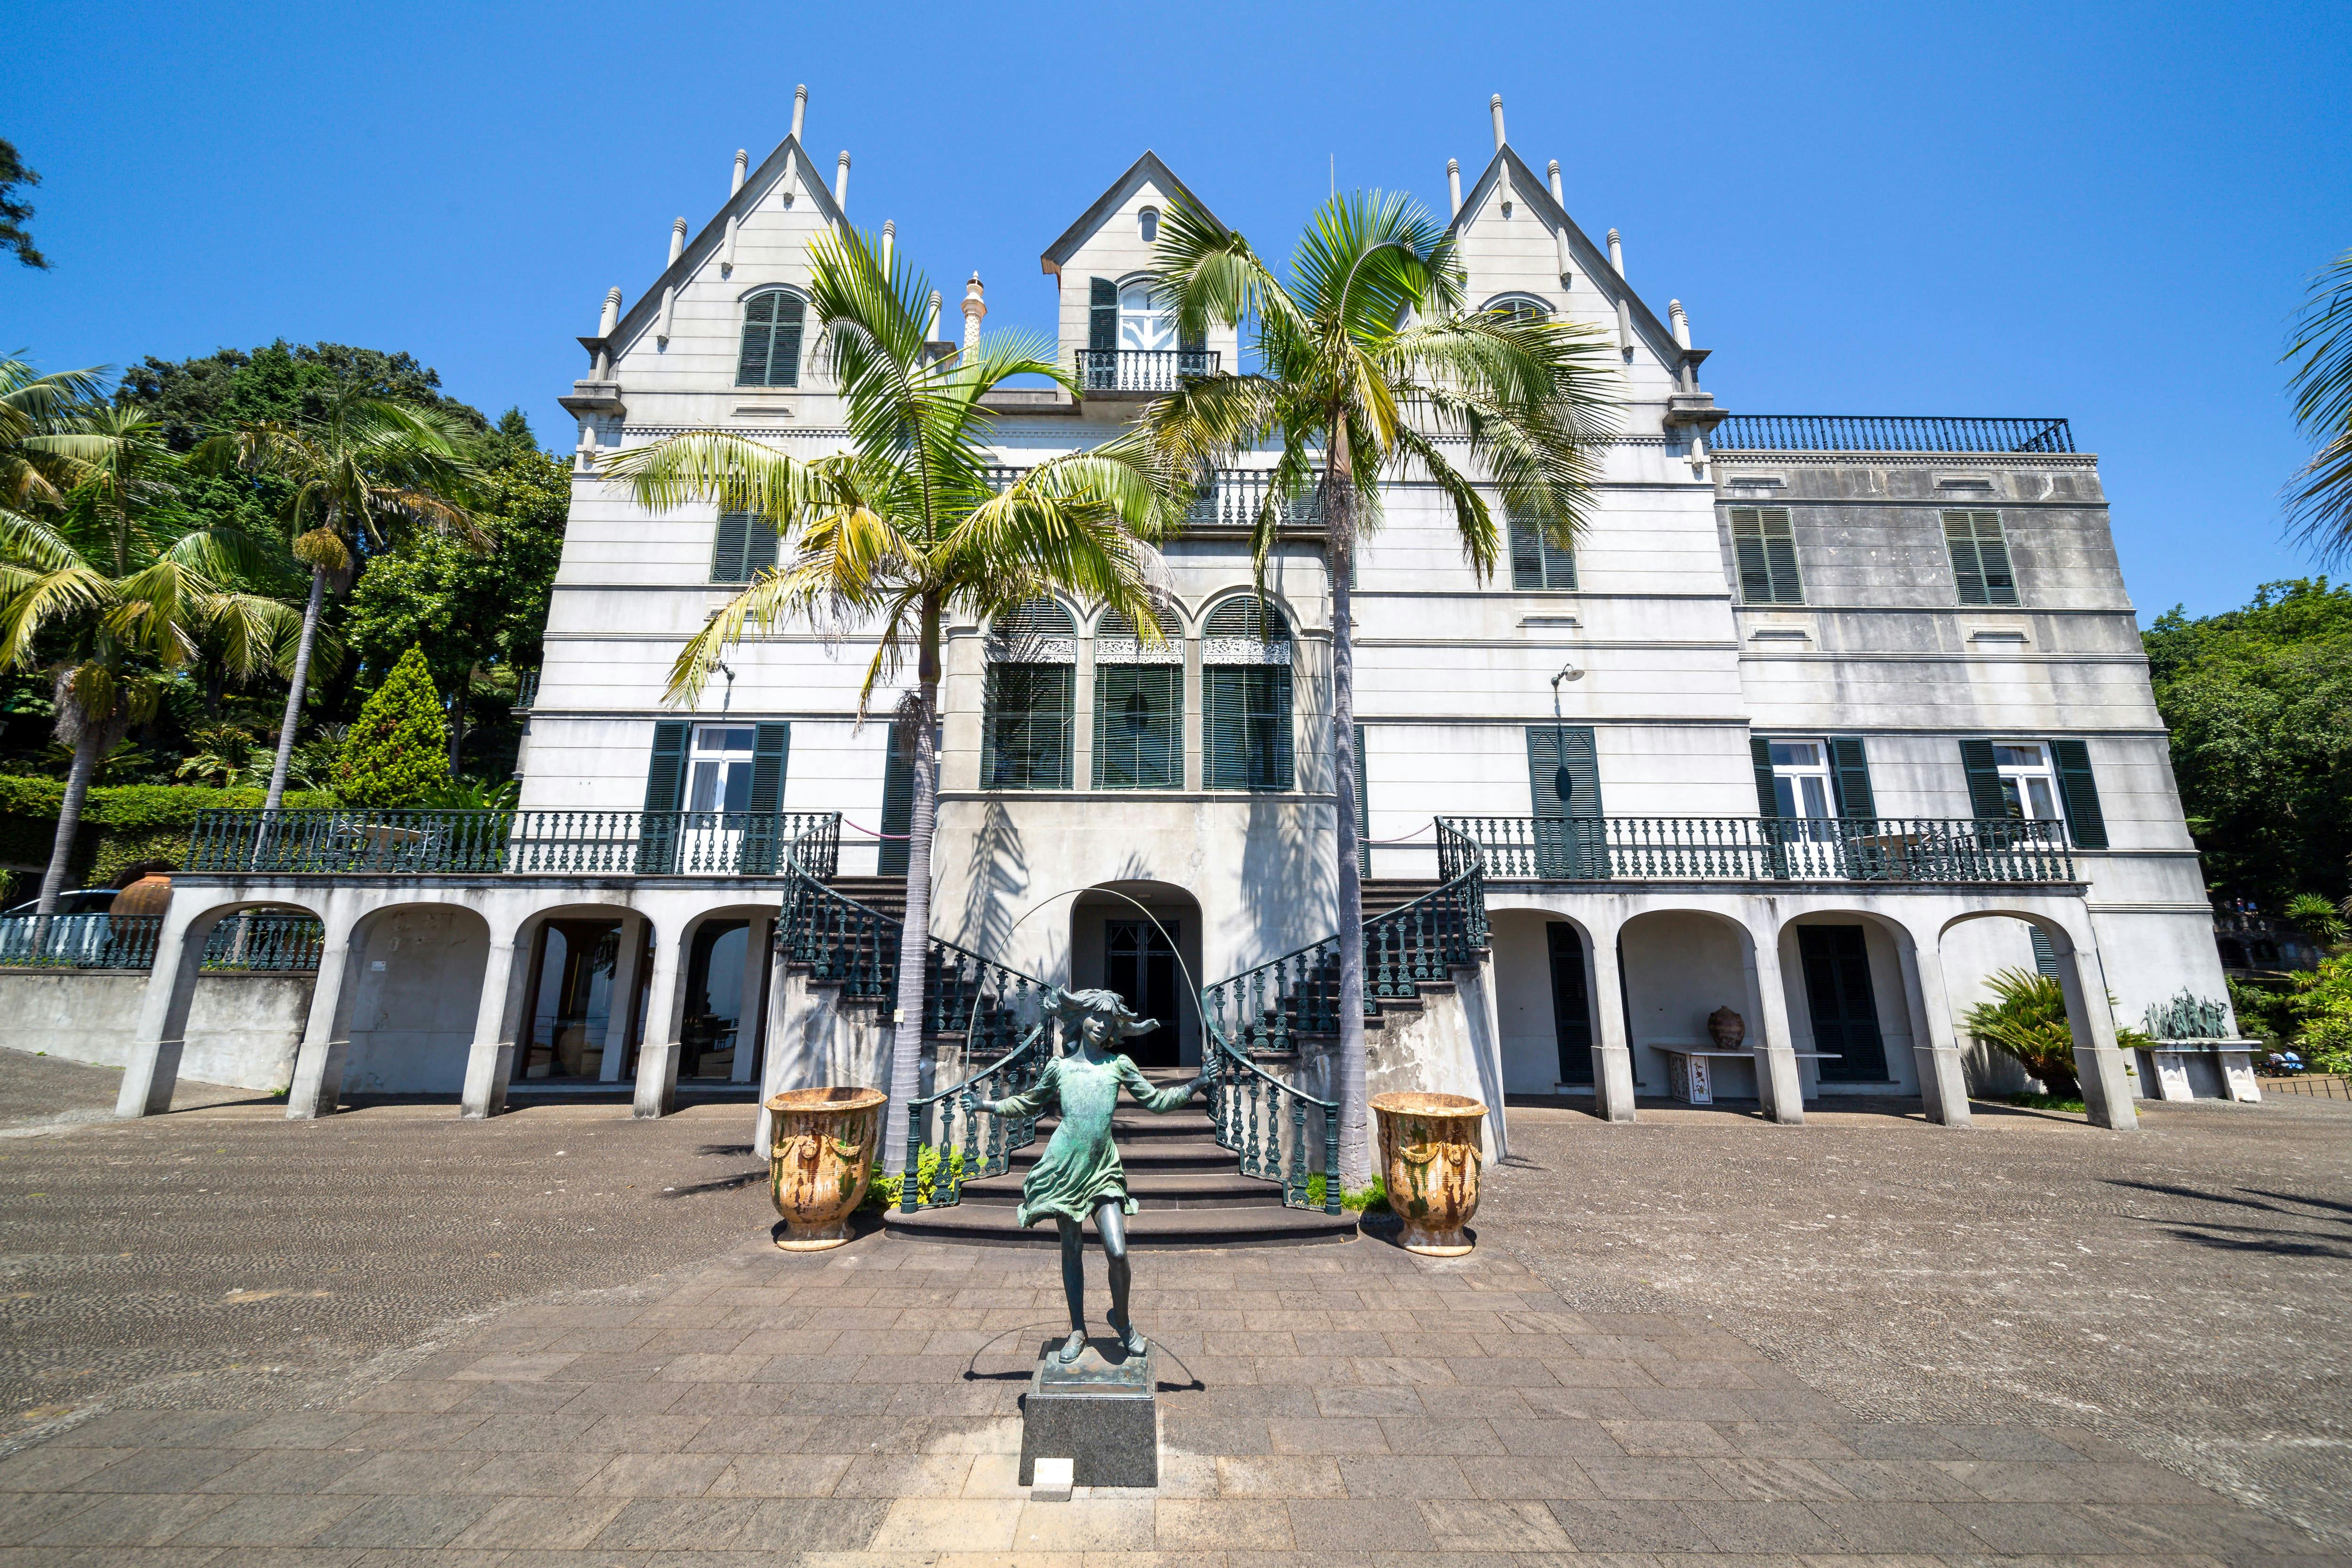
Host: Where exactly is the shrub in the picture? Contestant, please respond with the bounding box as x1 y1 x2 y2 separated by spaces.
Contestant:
0 776 337 899
1962 967 2155 1098
2288 954 2352 1073
1306 1171 1390 1213
859 1146 966 1211
333 646 451 807
2285 892 2347 947
2228 976 2294 1047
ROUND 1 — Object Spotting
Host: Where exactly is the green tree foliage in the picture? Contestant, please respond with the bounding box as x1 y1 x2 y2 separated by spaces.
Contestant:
342 410 565 773
2143 579 2352 905
2287 249 2352 558
332 645 449 806
2285 954 2352 1074
1962 968 2155 1100
0 138 46 270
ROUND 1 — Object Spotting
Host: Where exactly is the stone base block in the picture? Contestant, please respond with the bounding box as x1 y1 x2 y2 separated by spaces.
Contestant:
1018 1339 1156 1489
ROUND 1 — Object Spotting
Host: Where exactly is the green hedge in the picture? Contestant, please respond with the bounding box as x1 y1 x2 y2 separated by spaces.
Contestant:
0 777 338 899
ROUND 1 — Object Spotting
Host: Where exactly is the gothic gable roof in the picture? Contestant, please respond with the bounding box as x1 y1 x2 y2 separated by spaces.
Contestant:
1452 146 1681 357
1039 151 1225 277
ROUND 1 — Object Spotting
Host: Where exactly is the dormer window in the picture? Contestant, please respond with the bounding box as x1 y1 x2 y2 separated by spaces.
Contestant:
735 289 804 388
1138 206 1160 244
1120 280 1175 352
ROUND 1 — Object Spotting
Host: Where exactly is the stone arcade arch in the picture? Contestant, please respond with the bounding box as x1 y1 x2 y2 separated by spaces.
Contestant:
1067 879 1204 1069
114 896 326 1119
1926 906 2138 1131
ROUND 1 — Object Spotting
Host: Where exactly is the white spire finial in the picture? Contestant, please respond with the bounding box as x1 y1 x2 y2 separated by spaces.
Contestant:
1606 227 1625 278
1490 94 1507 151
667 216 687 266
790 85 807 143
1669 300 1692 350
1547 159 1564 204
882 219 894 271
1446 158 1462 218
926 290 943 342
962 272 986 353
834 151 850 208
597 287 621 338
731 149 747 195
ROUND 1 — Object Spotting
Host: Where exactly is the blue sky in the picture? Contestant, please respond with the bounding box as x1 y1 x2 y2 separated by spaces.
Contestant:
6 0 2348 621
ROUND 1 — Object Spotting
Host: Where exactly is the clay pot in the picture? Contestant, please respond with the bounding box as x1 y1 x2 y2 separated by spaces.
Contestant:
764 1086 886 1251
110 869 173 920
1708 1006 1746 1050
1371 1091 1487 1256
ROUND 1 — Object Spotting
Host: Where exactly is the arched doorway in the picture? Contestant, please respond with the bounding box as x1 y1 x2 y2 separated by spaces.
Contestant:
1068 881 1204 1067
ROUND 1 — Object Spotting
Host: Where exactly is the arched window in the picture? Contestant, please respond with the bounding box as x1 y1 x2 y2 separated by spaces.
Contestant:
1202 597 1293 791
982 599 1077 790
1138 206 1160 244
1094 605 1184 789
1119 278 1175 352
735 289 805 388
1484 293 1553 326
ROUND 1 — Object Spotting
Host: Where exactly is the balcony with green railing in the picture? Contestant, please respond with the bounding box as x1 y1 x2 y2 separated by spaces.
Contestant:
1437 815 2077 884
182 809 843 879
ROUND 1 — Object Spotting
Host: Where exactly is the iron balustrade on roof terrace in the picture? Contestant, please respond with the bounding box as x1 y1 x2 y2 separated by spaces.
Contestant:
183 808 842 879
1437 815 2077 884
1710 415 2076 454
1074 348 1219 394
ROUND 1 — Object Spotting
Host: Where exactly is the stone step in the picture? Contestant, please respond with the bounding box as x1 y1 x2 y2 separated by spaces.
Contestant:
1005 1139 1234 1173
883 1197 1356 1249
821 875 906 920
957 1166 1283 1210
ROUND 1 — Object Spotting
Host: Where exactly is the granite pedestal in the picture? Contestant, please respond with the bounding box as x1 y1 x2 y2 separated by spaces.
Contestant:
1017 1338 1157 1489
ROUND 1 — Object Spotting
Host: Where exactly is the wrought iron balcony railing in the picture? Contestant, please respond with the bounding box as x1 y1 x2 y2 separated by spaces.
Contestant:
0 910 323 972
1438 815 2076 884
183 809 842 879
1711 415 2075 454
1074 348 1218 393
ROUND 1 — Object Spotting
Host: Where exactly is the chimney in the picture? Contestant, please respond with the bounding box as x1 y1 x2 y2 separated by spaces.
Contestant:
731 149 747 196
1547 159 1565 205
881 219 894 272
962 272 987 354
790 84 807 143
1669 299 1692 351
1607 227 1625 279
1446 159 1462 218
926 290 943 342
596 286 621 338
667 217 686 266
1490 94 1507 151
834 151 850 208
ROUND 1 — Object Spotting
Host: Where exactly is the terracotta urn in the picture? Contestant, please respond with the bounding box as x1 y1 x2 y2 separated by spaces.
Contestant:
764 1086 886 1251
110 868 173 919
1371 1091 1487 1257
1708 1006 1746 1050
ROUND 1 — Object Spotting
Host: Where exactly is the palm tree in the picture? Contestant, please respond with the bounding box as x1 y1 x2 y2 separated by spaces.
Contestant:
1141 192 1620 1184
0 407 302 915
196 389 485 813
598 224 1185 1162
2288 248 2352 559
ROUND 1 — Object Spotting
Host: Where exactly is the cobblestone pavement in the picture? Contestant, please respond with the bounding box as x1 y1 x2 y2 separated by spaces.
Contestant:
0 1049 2346 1564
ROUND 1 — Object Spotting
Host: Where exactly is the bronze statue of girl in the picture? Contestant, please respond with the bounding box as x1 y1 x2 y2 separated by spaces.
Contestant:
985 987 1210 1364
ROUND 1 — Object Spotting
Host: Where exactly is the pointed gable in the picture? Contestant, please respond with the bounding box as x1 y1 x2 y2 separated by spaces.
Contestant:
1040 151 1226 277
1450 146 1679 363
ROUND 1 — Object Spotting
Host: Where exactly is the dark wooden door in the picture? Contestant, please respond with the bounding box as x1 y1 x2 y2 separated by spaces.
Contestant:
1798 924 1888 1082
1104 919 1180 1066
1545 922 1594 1085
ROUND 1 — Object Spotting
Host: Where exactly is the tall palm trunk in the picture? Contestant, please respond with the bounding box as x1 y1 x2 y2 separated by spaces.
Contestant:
883 596 943 1166
1327 430 1370 1186
262 565 327 814
34 725 101 920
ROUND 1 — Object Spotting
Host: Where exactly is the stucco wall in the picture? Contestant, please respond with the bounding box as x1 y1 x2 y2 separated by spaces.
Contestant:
0 971 309 1091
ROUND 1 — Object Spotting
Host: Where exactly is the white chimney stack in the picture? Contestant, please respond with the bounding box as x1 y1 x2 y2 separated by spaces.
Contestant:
1490 94 1507 151
834 151 850 208
1669 299 1692 350
1446 159 1462 217
667 217 686 266
597 287 621 338
962 272 986 354
790 85 807 143
1547 159 1565 205
731 149 748 196
926 290 943 342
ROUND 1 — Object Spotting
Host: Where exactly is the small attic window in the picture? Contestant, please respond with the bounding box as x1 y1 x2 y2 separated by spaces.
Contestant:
1138 206 1160 244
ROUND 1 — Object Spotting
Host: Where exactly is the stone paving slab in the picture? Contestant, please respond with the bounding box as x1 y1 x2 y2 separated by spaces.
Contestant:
0 1229 2338 1567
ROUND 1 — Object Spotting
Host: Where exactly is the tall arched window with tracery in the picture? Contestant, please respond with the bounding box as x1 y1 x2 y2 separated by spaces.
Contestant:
981 599 1077 790
1201 597 1294 791
1094 606 1184 789
736 289 806 387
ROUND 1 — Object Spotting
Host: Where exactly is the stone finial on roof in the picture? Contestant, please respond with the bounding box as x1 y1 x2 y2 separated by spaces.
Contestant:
1669 299 1692 350
732 149 748 196
791 85 807 143
1547 159 1565 204
1447 159 1462 218
598 287 622 337
667 217 687 266
834 151 851 208
1490 94 1507 151
962 273 987 353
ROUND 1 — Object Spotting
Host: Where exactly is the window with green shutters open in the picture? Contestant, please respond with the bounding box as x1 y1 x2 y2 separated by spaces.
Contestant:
1508 512 1578 590
982 599 1077 790
710 512 779 584
1957 737 2107 848
1202 597 1294 791
1093 607 1183 790
735 289 805 388
1944 510 2018 606
1729 507 1803 604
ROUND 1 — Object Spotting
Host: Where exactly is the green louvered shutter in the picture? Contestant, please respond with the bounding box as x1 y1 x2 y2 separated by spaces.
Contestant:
1801 924 1888 1081
711 513 750 582
2029 925 2061 977
1828 737 1875 820
877 719 914 876
1750 735 1780 816
1945 511 2019 607
1355 722 1370 877
1958 739 2010 821
1093 664 1182 789
638 720 690 873
1525 725 1603 877
1731 508 1802 604
1546 922 1594 1084
736 723 790 873
735 293 775 386
744 516 778 577
982 665 1073 790
768 296 803 387
1508 513 1577 589
1089 278 1116 351
1203 599 1294 791
2050 739 2108 848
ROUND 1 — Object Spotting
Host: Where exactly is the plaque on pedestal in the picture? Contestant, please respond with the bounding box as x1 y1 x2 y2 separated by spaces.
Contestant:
1018 1339 1157 1489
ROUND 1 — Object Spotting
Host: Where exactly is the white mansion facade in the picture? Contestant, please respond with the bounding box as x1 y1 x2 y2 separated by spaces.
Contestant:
105 93 2242 1153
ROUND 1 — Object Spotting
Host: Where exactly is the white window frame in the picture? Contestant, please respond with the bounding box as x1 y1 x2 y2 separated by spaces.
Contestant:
1767 739 1836 821
1117 277 1175 352
1993 740 2065 824
687 724 757 813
